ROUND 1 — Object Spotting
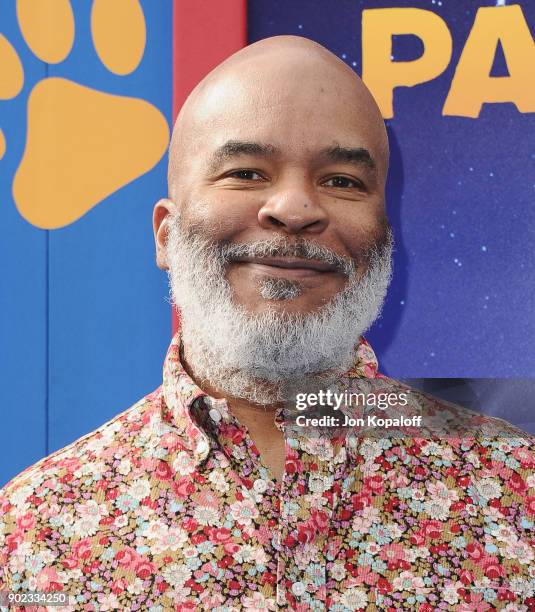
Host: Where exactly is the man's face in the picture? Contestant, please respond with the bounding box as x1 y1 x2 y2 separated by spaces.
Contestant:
155 46 393 401
169 59 390 316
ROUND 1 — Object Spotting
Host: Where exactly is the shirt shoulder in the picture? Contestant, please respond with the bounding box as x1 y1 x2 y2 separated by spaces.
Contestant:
374 374 535 440
2 389 159 491
0 386 179 587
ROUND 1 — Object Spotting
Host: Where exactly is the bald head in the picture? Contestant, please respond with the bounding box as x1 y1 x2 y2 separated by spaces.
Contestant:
167 35 389 200
154 34 393 357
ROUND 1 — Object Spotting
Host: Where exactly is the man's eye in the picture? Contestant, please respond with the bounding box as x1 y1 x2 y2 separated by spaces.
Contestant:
323 176 362 189
228 170 263 181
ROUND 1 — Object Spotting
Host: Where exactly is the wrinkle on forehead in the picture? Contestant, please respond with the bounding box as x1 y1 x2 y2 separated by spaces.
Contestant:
168 35 389 199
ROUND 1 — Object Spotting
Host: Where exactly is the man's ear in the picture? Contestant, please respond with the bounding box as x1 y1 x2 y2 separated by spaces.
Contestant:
153 198 175 270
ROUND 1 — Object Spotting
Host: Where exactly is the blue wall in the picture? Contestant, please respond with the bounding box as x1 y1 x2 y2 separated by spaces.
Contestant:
0 1 172 486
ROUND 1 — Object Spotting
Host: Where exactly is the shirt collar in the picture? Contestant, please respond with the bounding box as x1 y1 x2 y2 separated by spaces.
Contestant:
161 328 379 465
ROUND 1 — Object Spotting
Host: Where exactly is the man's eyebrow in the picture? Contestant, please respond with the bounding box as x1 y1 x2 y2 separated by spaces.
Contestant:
209 140 277 172
320 145 377 171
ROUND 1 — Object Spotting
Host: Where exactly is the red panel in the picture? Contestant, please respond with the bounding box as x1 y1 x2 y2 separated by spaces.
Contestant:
173 0 247 117
171 0 247 334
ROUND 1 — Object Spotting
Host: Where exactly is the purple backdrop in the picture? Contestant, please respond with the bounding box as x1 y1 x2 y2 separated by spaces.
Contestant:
248 0 535 377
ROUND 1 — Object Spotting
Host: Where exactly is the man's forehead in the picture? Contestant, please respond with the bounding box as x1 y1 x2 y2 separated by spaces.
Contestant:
192 56 367 117
169 36 389 188
181 38 382 129
185 74 385 153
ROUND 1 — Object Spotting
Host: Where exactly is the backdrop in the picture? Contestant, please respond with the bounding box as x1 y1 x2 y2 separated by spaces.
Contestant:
1 0 533 485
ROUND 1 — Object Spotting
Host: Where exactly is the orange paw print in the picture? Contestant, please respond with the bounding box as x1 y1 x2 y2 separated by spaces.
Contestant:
0 0 169 229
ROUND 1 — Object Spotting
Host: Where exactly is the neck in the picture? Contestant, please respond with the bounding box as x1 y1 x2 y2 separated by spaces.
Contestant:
180 340 284 414
180 339 287 483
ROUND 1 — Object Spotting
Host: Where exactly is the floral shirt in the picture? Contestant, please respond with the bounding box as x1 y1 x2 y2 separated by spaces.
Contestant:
1 333 534 612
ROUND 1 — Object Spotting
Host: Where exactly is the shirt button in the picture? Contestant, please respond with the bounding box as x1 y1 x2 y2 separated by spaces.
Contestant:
209 408 221 423
253 478 267 493
292 581 306 596
196 438 209 455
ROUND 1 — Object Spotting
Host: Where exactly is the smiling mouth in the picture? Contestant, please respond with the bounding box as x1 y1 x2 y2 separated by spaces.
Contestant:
233 256 340 279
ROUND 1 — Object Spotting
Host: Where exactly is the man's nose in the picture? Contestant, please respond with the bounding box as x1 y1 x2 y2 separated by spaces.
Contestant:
257 186 329 234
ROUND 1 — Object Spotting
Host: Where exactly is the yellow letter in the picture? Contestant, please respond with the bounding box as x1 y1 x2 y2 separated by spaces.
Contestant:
362 8 452 119
443 6 535 118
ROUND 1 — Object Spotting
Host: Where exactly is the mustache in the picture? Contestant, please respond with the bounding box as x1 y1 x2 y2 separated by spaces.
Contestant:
218 237 358 277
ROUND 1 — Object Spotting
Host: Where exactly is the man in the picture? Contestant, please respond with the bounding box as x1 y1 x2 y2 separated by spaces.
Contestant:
1 36 534 611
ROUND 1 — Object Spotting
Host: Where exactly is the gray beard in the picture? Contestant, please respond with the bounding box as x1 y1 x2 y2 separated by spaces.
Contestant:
166 213 393 405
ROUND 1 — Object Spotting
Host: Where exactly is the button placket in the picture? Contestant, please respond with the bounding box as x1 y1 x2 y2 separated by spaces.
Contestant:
277 437 340 611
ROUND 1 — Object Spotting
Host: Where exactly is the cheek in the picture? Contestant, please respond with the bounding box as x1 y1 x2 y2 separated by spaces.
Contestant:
335 208 389 260
182 193 259 241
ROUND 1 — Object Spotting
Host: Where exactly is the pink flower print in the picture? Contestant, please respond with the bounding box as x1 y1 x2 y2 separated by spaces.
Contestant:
56 457 81 472
481 555 505 580
223 541 240 554
160 432 181 450
310 509 329 532
207 527 232 544
242 591 276 610
134 558 155 579
392 571 428 595
196 490 220 509
114 546 139 569
16 511 36 530
426 480 459 503
154 460 173 481
285 448 304 475
71 537 92 561
61 556 78 569
5 529 24 553
363 474 384 495
512 447 535 468
229 498 259 527
363 362 377 378
200 592 225 607
526 495 535 516
35 566 61 590
354 564 379 586
297 520 317 545
419 519 442 540
507 472 528 494
173 476 196 498
457 591 492 611
379 543 406 564
466 541 486 563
